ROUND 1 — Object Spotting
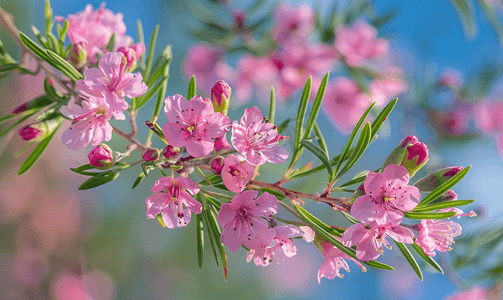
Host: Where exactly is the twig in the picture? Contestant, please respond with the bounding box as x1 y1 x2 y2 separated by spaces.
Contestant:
112 125 147 152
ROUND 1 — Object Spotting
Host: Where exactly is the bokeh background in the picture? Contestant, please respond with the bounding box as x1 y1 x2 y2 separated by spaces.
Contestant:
1 0 503 299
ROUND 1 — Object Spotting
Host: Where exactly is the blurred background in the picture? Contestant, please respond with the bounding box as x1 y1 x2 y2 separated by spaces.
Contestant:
1 0 503 299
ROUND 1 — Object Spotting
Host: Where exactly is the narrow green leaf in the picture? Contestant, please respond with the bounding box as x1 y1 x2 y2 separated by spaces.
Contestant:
106 32 115 52
450 0 477 38
196 213 204 270
18 117 63 175
336 122 371 179
301 139 333 181
45 49 83 81
295 206 394 270
137 20 146 71
31 25 47 48
403 211 457 220
302 72 329 141
395 241 423 281
337 170 372 188
34 102 63 122
0 113 18 125
206 205 228 280
313 122 328 155
202 206 220 267
269 87 276 124
412 199 475 212
341 211 359 224
14 141 36 157
260 188 286 200
334 103 375 176
0 113 36 140
70 164 97 176
418 166 470 207
276 118 290 134
287 148 354 180
134 79 164 109
288 77 312 169
78 170 120 190
19 32 51 61
371 98 397 140
187 75 197 100
203 195 222 209
144 24 159 82
132 172 146 189
295 205 342 237
411 243 444 274
199 174 223 186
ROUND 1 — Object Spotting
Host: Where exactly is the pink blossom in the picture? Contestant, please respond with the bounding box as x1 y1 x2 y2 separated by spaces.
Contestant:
145 177 202 228
142 148 160 161
210 156 225 175
270 43 338 99
335 19 388 67
439 69 464 88
182 44 233 95
234 54 279 104
214 135 232 152
162 94 231 158
231 106 289 166
369 78 408 106
87 144 113 169
322 77 371 133
415 217 462 257
272 3 314 45
60 95 125 150
67 3 132 64
342 221 414 261
217 190 279 252
474 101 503 133
300 226 315 242
77 52 148 112
318 240 366 283
221 154 254 193
247 225 302 266
446 286 491 300
350 164 421 225
117 43 146 71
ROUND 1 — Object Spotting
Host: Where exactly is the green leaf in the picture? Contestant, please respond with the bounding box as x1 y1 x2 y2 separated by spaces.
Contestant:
295 204 342 237
395 241 423 281
144 24 160 82
70 164 97 176
78 170 120 190
203 194 222 209
411 243 444 274
34 102 63 122
302 72 329 142
287 148 354 180
403 211 457 220
0 113 19 125
260 188 286 200
132 172 146 189
337 170 372 188
202 206 220 267
276 118 290 134
417 166 470 207
301 139 333 181
477 0 503 47
187 75 196 100
18 117 63 175
134 79 164 109
43 77 63 101
14 141 36 157
336 122 372 180
288 77 312 169
0 113 36 140
19 32 51 61
371 98 396 140
313 122 328 155
334 103 375 176
31 25 47 48
45 49 83 81
205 204 228 280
450 0 477 39
412 199 475 212
341 211 359 224
269 87 276 124
295 205 394 271
106 32 115 52
199 174 223 186
137 20 146 71
196 213 204 270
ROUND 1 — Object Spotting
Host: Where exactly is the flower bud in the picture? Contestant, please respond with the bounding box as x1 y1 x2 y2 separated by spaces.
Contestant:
162 145 181 160
382 136 418 170
11 103 29 115
401 142 429 177
117 43 145 72
211 80 231 115
233 11 246 31
210 156 225 175
88 144 114 170
17 125 43 141
414 166 463 192
214 135 232 152
69 42 87 69
143 148 160 161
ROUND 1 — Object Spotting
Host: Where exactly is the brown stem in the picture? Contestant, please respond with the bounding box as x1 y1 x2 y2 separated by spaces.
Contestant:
112 125 147 152
128 110 138 137
248 179 349 211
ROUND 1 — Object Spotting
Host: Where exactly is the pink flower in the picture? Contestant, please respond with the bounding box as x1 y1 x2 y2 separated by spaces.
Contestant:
217 190 279 252
77 52 148 112
231 106 289 166
272 3 314 45
117 43 146 71
350 164 421 226
335 19 388 67
322 77 371 133
221 154 254 193
270 43 337 99
342 221 414 261
142 148 160 161
369 78 408 106
247 225 302 266
439 69 464 88
214 135 232 152
233 54 279 104
18 125 43 141
474 101 503 133
446 286 491 300
60 95 125 150
415 217 462 257
318 240 366 283
67 3 132 64
162 94 231 158
87 144 114 169
182 44 233 95
300 226 315 242
145 177 202 228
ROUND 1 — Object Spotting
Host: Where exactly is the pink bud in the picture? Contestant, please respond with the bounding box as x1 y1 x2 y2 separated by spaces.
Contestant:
443 190 458 201
214 136 232 152
54 16 65 23
406 142 429 165
88 144 114 170
211 80 231 115
17 125 42 141
12 103 30 115
162 145 181 160
443 166 463 178
69 42 87 69
117 43 145 72
233 11 246 31
143 148 160 161
400 135 419 148
210 156 225 175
